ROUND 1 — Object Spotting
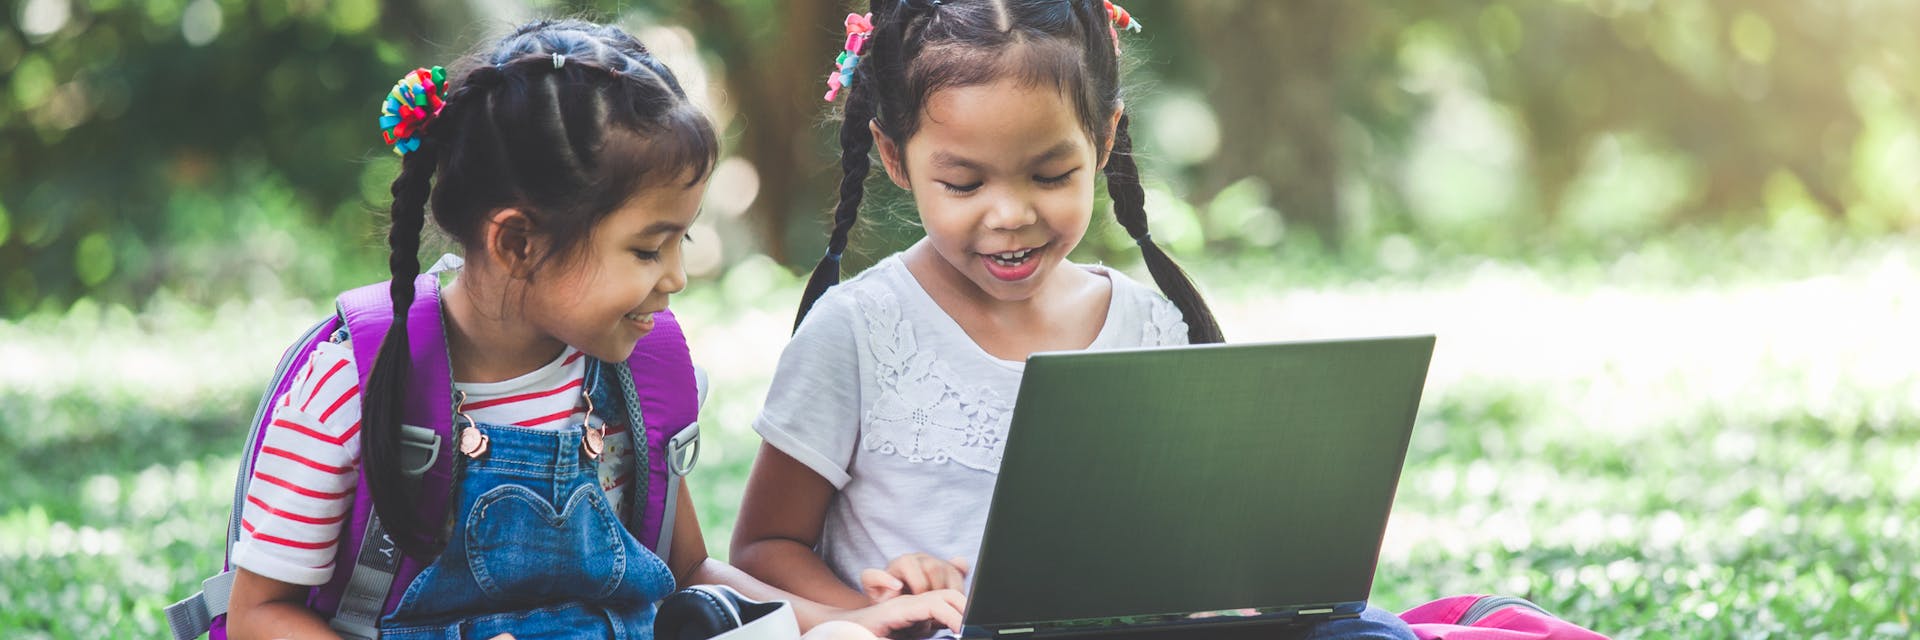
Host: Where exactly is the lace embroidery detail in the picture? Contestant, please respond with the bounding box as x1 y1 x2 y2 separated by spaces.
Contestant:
856 288 1013 472
1142 295 1190 346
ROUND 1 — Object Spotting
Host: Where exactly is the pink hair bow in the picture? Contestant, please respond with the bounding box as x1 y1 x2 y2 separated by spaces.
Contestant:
824 12 875 102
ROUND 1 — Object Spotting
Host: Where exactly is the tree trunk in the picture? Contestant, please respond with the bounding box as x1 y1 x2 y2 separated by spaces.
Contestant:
1183 0 1351 248
684 0 842 265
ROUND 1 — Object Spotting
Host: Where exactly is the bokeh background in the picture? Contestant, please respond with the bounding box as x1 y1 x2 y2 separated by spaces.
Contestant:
2 0 1916 637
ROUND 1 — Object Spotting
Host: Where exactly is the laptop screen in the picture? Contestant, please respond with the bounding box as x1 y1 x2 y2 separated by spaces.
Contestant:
961 337 1434 631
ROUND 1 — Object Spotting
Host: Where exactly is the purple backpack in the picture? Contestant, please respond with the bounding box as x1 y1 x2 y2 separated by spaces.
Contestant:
166 275 704 640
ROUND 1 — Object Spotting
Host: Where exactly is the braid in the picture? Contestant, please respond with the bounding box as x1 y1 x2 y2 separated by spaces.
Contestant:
792 72 878 331
362 134 439 558
794 0 899 332
1104 114 1225 344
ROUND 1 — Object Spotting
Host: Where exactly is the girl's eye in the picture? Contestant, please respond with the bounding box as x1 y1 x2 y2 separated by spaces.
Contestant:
1036 168 1079 185
631 249 662 262
939 180 983 194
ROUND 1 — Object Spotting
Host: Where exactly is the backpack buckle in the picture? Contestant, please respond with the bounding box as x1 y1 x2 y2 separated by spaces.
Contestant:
668 422 701 477
398 424 442 476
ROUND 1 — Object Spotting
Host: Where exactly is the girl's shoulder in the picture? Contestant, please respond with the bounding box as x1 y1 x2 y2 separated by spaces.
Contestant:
802 254 915 326
1086 263 1189 347
271 327 364 435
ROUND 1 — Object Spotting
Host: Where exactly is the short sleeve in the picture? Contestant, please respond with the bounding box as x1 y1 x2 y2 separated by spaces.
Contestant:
752 289 866 489
231 338 364 586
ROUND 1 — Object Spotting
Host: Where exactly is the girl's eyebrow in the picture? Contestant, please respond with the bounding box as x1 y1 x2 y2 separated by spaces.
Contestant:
634 220 688 238
931 150 985 171
930 141 1079 171
1029 140 1078 165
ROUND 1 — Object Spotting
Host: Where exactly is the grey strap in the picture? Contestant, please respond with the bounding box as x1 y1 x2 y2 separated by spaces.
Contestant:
163 572 236 640
658 422 701 559
328 514 403 640
164 592 210 640
656 368 708 560
330 425 437 639
164 596 210 639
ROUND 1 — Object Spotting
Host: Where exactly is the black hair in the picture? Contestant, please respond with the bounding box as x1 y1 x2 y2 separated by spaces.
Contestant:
366 19 718 557
793 0 1223 344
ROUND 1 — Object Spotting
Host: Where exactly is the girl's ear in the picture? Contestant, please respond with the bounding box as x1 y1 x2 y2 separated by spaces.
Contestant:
1097 101 1125 171
482 208 542 279
871 120 912 191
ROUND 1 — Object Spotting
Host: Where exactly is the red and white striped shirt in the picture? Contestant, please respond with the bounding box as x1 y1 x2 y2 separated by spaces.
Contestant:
231 339 640 586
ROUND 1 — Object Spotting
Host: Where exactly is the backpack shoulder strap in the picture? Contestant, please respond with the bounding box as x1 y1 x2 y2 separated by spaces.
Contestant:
335 273 455 490
318 275 455 640
622 309 700 556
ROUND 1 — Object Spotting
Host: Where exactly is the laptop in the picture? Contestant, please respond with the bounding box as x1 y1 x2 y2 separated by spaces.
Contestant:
958 336 1436 638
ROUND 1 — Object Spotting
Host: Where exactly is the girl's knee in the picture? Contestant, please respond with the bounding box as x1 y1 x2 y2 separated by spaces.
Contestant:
801 620 875 640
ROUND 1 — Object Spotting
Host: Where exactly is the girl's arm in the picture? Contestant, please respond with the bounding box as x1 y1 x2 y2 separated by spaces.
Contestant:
671 466 964 636
227 568 342 640
726 443 871 609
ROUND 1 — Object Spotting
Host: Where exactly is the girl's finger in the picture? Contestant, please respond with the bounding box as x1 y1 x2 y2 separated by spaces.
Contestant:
935 588 968 614
930 557 965 591
860 568 903 601
894 560 931 595
925 596 965 632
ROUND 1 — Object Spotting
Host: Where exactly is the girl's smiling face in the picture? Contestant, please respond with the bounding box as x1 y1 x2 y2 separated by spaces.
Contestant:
876 77 1118 302
522 179 704 363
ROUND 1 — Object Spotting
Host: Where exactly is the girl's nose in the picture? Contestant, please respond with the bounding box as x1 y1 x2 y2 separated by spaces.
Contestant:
658 252 688 295
983 195 1038 231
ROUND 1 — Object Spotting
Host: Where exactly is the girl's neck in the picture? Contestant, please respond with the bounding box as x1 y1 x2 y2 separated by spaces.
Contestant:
441 272 569 383
902 239 1110 361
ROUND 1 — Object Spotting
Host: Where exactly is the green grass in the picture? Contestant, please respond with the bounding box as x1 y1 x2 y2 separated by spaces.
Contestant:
2 238 1916 638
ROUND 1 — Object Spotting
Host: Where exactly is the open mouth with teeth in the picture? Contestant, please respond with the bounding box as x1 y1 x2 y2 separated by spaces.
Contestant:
987 247 1038 266
624 311 656 329
979 245 1046 281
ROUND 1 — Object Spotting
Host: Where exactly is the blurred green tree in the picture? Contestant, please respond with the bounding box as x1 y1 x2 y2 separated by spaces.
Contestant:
3 0 1915 316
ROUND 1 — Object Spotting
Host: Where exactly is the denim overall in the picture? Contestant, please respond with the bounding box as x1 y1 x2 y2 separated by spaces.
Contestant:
380 359 677 639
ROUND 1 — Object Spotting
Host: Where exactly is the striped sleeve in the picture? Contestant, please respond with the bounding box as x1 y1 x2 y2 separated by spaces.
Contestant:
231 339 363 586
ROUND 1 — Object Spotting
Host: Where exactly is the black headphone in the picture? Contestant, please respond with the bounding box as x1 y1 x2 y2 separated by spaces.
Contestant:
654 585 792 639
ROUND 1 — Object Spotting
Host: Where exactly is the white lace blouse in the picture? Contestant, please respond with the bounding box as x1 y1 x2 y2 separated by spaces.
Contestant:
753 254 1190 588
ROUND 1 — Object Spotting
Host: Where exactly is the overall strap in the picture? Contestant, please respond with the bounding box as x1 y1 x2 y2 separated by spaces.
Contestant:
321 274 454 640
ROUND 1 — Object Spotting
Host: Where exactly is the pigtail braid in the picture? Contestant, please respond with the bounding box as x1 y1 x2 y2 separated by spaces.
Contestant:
361 136 440 558
794 0 899 332
1104 114 1225 344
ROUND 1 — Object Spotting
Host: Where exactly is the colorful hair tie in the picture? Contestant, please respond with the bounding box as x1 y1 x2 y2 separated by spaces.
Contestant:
824 12 874 102
378 66 447 156
1104 0 1142 55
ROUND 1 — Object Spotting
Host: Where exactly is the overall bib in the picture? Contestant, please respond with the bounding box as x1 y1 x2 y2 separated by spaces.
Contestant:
380 360 676 639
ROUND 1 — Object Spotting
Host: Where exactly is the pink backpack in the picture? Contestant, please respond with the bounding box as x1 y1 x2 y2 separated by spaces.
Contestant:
1400 595 1609 639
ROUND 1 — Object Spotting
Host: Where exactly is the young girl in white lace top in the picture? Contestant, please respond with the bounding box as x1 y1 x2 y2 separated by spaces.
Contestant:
730 0 1238 630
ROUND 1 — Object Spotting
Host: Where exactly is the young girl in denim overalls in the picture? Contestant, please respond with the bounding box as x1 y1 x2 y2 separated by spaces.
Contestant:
222 19 964 640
